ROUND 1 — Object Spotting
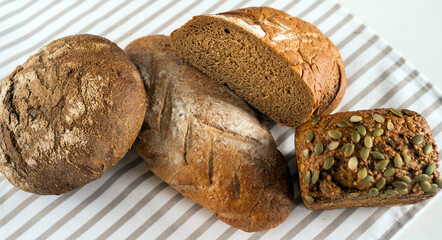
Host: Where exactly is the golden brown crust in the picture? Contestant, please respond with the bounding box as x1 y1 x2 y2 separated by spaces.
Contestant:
296 108 439 210
126 35 293 232
0 34 146 195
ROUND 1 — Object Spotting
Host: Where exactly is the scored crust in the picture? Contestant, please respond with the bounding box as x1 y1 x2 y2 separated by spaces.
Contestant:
171 7 346 127
0 34 146 195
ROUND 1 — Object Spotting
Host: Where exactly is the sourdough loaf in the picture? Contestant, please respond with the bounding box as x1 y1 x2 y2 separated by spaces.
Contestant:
296 108 440 210
171 7 346 128
0 34 146 195
125 35 293 232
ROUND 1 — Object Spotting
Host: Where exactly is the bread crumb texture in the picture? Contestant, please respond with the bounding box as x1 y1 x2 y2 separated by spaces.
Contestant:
0 34 146 195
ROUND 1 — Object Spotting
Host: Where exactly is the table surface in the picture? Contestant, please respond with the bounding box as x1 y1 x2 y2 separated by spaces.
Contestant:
336 1 442 239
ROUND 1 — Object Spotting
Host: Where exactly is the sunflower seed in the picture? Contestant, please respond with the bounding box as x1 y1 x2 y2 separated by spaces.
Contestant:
369 188 379 196
357 168 368 180
324 156 334 170
387 121 394 131
348 157 358 170
376 178 386 189
337 120 350 127
305 195 315 203
401 176 412 184
384 167 396 177
373 128 384 137
385 189 398 195
392 181 408 190
352 131 361 143
314 141 324 155
389 108 403 117
394 155 403 168
344 143 355 157
372 151 385 160
386 138 395 145
373 114 385 123
412 135 423 145
328 141 340 150
398 188 409 194
360 147 370 161
306 130 314 143
357 124 367 136
414 174 430 182
350 115 363 122
375 160 389 170
425 163 436 175
347 193 360 198
364 136 373 148
328 130 342 140
358 175 373 184
304 170 311 184
424 144 433 155
312 170 319 184
420 181 432 192
435 178 442 188
303 149 310 159
403 153 411 164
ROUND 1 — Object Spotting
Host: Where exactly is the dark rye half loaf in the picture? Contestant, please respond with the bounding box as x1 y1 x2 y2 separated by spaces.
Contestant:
171 7 346 128
296 108 440 210
125 35 293 232
0 34 146 195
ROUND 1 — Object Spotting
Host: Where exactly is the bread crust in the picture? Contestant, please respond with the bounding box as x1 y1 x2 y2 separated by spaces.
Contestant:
126 35 293 232
0 34 146 195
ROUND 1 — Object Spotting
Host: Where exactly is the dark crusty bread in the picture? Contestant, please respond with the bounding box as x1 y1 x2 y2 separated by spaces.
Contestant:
0 34 146 195
296 108 440 210
125 35 293 232
171 7 346 128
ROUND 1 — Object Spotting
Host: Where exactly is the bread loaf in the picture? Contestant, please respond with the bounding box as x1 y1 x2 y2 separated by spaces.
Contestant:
171 7 346 128
125 35 293 232
295 108 440 210
0 34 146 194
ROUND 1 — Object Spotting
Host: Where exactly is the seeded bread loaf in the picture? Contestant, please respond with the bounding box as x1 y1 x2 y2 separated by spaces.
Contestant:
171 7 346 128
0 34 146 195
125 35 293 232
296 108 440 210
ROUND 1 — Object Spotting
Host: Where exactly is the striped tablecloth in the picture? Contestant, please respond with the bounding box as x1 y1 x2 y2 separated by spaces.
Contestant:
1 0 441 239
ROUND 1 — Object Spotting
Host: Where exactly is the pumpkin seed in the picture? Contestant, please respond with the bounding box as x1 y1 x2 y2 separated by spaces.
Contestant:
403 109 414 116
424 144 433 155
328 141 340 150
324 156 334 170
376 178 386 189
364 136 373 148
435 178 442 188
369 188 379 196
358 168 368 180
394 155 403 168
357 125 367 136
372 151 385 160
306 131 314 143
389 108 403 117
351 131 361 143
373 128 384 137
414 174 430 182
375 160 389 170
398 188 409 194
412 135 423 145
312 170 319 184
420 181 432 192
401 176 412 184
385 189 398 195
392 181 408 190
312 116 321 125
425 163 436 175
304 170 311 184
350 115 362 122
347 193 360 198
328 130 342 140
303 149 310 159
337 120 350 127
305 195 315 203
430 184 438 193
344 143 355 157
387 120 394 131
357 175 373 184
384 167 396 177
373 114 385 123
314 142 324 155
402 153 411 164
360 147 370 161
348 157 358 170
341 143 350 151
